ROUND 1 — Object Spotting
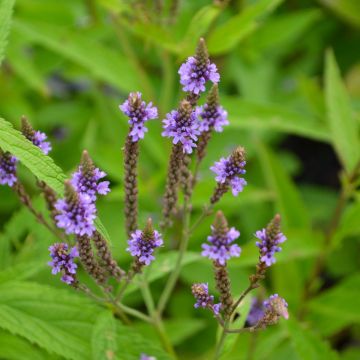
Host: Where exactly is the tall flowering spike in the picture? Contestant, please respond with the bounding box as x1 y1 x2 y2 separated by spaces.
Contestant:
255 214 286 267
127 219 163 266
162 100 200 154
256 294 289 329
210 146 247 204
71 150 110 202
119 92 158 142
93 231 125 281
48 243 79 285
202 211 240 317
191 283 221 316
179 38 220 96
21 116 52 155
55 181 96 236
196 84 229 162
202 211 241 265
0 149 18 187
120 93 156 236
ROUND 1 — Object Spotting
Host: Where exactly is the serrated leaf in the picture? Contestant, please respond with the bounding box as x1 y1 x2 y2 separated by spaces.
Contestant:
0 117 110 241
0 281 102 360
207 0 284 55
0 329 59 360
325 50 360 174
0 0 15 66
92 311 118 360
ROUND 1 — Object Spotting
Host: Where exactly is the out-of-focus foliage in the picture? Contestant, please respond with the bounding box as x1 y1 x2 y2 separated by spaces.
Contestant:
0 0 359 359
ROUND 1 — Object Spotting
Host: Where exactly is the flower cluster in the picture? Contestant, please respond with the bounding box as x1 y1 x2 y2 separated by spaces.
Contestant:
202 224 241 266
127 220 163 266
192 283 221 315
55 182 97 237
21 117 52 155
255 215 286 267
211 147 247 196
0 150 18 187
48 243 79 284
162 100 200 154
71 151 110 201
179 38 219 95
120 92 158 142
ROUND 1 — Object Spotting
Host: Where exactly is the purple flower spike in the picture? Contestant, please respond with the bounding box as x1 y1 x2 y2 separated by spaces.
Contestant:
198 104 228 133
192 283 221 315
120 92 158 142
48 242 79 284
127 219 163 266
211 147 247 196
71 151 110 202
202 224 241 266
264 294 289 320
255 215 286 267
55 181 97 237
0 150 18 187
162 100 200 154
179 39 219 95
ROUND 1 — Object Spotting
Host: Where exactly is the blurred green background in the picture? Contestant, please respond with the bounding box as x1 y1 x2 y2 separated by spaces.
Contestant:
0 0 360 359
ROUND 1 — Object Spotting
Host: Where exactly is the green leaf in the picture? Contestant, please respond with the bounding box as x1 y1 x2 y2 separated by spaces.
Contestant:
0 117 110 241
92 311 118 360
223 97 331 142
325 50 360 174
0 0 15 66
284 319 339 360
207 0 284 55
320 0 360 28
257 142 310 229
0 281 101 360
306 273 360 336
13 20 141 93
0 329 59 360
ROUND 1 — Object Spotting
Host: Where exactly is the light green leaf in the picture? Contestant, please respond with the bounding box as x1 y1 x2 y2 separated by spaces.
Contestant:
13 20 141 93
306 273 360 336
0 118 110 241
223 97 330 142
0 281 101 360
325 50 360 174
0 329 59 360
92 311 118 360
207 0 284 55
0 0 15 66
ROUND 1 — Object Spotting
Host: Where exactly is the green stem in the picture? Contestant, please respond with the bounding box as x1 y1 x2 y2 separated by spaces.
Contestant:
157 198 191 315
214 322 228 360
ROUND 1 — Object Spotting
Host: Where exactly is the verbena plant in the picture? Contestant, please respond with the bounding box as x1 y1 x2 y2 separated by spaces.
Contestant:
0 39 290 359
0 1 360 360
